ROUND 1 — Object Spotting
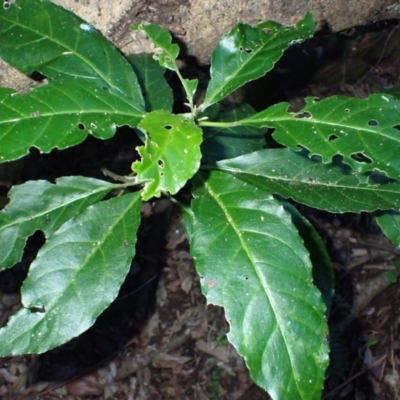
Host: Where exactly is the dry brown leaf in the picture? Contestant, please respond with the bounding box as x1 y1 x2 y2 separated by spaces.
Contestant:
66 373 103 397
195 339 230 364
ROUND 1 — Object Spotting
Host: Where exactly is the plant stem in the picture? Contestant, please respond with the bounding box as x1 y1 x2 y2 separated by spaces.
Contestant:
198 120 237 128
175 67 194 110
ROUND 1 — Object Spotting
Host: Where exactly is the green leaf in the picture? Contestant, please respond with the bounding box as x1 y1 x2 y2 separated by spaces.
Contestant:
0 191 141 355
375 210 400 246
132 110 202 200
385 270 398 283
127 53 173 112
201 13 314 111
0 176 115 270
280 200 334 312
135 23 198 105
201 104 265 163
216 148 400 213
0 0 144 104
0 79 144 162
187 170 328 400
381 87 400 99
237 94 400 179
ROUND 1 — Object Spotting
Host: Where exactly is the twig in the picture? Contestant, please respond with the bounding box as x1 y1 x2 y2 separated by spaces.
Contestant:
101 167 136 183
356 239 400 255
356 25 399 85
116 329 192 380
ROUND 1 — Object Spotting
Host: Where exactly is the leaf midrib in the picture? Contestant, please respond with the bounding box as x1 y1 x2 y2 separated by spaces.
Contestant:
203 31 277 108
0 183 115 233
219 165 400 194
240 105 400 145
30 193 139 315
203 26 309 109
203 176 302 395
0 13 130 98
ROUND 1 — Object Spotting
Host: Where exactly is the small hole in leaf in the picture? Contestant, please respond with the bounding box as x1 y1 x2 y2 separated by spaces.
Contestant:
351 152 372 164
239 46 244 51
3 1 10 9
29 305 46 313
294 111 312 119
164 56 171 62
164 125 172 130
345 108 350 113
90 122 97 129
328 134 338 141
102 86 109 91
158 159 164 167
263 28 271 34
78 123 85 130
245 48 252 54
368 119 379 126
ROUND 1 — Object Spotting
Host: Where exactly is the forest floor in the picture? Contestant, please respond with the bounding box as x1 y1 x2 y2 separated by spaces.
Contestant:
1 18 400 400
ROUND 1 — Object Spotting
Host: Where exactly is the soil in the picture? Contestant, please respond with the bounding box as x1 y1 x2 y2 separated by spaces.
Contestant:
1 17 400 400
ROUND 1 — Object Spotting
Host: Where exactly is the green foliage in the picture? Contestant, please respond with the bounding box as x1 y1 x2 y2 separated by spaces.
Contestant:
0 80 143 162
0 191 142 355
0 1 399 399
126 53 173 112
201 103 266 163
0 0 143 100
237 95 400 179
132 110 203 200
133 23 199 107
0 177 116 268
201 12 314 111
215 148 400 213
188 171 328 399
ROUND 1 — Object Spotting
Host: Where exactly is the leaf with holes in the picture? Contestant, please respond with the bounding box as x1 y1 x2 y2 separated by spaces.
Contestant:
0 192 142 356
236 94 400 179
200 12 314 111
215 148 400 213
0 79 144 162
0 176 117 270
0 0 143 104
186 170 329 400
127 53 173 112
134 23 198 104
132 110 202 200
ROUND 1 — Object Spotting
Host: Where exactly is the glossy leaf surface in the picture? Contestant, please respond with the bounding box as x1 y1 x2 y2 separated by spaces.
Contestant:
216 148 400 213
201 13 314 110
0 79 144 162
0 176 115 270
133 110 202 200
237 94 400 179
0 0 143 103
0 192 142 355
201 104 265 163
135 23 198 104
187 170 328 400
127 53 173 112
